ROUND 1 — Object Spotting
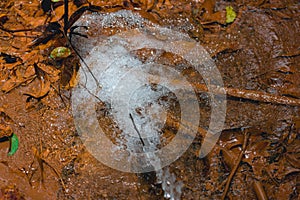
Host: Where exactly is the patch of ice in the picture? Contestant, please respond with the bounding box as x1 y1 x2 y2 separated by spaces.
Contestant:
71 9 225 185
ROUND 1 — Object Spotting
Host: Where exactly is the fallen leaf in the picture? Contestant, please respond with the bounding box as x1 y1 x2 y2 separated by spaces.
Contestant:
226 6 236 24
1 76 20 93
8 133 19 156
50 47 71 59
23 78 51 98
0 124 13 138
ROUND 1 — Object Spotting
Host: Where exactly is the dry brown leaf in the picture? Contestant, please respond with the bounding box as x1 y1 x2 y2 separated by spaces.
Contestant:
3 61 21 70
0 108 14 124
50 5 65 23
37 63 60 83
23 78 51 98
0 124 13 138
19 50 40 65
23 65 36 78
1 76 20 93
13 7 46 27
286 139 300 168
64 67 78 89
1 66 36 93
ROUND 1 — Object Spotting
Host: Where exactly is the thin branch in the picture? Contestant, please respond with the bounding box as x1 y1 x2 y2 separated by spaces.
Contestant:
64 0 69 35
253 179 268 200
221 131 249 200
141 76 300 106
193 82 300 106
129 113 145 146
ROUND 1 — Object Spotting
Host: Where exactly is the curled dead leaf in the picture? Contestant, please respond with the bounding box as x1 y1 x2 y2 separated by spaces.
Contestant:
1 76 21 93
0 108 14 124
23 78 51 99
0 124 13 138
23 65 36 79
36 63 60 83
286 140 300 168
221 147 237 169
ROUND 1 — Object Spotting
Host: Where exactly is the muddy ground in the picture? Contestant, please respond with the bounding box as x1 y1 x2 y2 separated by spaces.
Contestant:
0 0 299 199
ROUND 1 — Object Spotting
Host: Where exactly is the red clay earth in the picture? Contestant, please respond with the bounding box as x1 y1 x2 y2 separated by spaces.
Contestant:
0 0 299 199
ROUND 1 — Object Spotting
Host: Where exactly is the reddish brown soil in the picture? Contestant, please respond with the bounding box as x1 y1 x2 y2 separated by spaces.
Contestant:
0 0 299 199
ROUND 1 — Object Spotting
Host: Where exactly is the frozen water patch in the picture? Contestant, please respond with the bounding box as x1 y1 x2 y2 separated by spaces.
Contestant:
71 9 226 198
159 168 184 200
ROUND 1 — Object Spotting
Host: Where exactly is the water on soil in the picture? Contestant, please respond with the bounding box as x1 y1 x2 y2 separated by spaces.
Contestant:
0 0 299 199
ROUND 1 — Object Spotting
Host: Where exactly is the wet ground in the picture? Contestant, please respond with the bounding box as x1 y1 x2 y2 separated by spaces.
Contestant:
0 0 299 199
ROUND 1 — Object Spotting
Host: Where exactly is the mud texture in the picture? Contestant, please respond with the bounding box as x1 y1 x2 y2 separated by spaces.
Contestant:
0 0 299 199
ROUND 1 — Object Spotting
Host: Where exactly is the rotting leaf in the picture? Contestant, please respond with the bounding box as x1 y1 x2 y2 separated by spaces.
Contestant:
36 63 60 83
8 133 19 156
23 77 51 99
226 6 236 24
23 65 36 79
0 124 13 138
50 47 71 60
286 139 300 168
1 68 36 93
1 76 20 93
0 108 14 124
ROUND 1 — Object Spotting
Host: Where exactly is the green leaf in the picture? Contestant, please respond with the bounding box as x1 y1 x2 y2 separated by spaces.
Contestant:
50 47 71 59
8 133 19 156
226 6 236 24
51 0 62 2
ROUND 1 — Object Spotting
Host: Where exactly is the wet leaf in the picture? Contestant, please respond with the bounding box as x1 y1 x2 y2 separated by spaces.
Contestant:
221 147 237 169
23 78 51 99
1 76 20 93
50 47 71 59
0 124 13 138
23 65 36 79
286 139 300 168
253 180 268 200
36 63 60 83
0 108 14 124
226 6 236 24
8 133 19 156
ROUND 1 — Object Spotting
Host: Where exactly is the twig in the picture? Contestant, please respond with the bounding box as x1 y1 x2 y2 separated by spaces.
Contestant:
33 146 67 192
141 75 300 106
43 159 67 192
129 113 145 146
221 131 249 200
193 82 300 106
224 86 300 106
253 179 268 200
64 0 69 35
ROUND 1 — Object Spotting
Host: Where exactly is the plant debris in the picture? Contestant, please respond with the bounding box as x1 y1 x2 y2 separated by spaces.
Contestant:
50 47 71 60
0 0 299 199
225 6 236 24
8 133 19 156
